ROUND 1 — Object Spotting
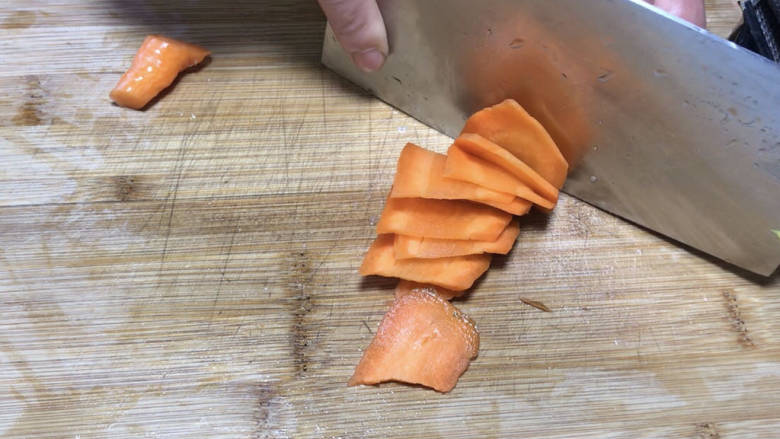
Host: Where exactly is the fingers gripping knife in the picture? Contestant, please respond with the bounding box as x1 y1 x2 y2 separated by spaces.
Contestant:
321 0 780 277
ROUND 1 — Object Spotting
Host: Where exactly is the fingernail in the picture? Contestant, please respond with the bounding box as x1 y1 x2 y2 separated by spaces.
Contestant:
351 49 385 72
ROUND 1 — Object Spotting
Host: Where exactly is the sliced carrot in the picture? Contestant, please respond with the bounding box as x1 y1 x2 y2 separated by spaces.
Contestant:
394 280 461 300
461 99 569 189
348 288 479 392
444 144 555 209
454 133 559 203
394 219 520 259
360 234 491 291
390 143 515 205
376 197 512 241
481 196 532 216
110 35 210 110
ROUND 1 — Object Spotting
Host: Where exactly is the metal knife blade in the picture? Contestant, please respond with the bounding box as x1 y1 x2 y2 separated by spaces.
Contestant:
322 0 780 276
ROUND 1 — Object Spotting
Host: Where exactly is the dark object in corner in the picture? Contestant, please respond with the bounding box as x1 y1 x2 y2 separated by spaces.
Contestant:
729 0 780 62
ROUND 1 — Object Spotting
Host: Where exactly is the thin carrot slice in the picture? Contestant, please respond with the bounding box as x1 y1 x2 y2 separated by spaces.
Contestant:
360 234 491 291
394 280 461 300
461 99 569 189
390 143 528 215
481 196 532 216
348 288 479 392
394 219 520 259
444 144 556 209
454 133 559 203
376 197 512 241
110 35 210 110
390 143 515 205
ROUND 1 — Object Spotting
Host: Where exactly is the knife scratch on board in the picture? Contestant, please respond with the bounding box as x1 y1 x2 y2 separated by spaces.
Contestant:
157 143 189 278
209 226 238 326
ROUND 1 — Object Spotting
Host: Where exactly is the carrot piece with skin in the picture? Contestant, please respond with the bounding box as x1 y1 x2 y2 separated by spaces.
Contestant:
461 99 569 189
360 234 491 291
444 144 556 209
390 143 515 205
454 133 559 203
394 218 520 260
110 35 210 110
394 280 461 300
376 197 512 241
348 288 479 392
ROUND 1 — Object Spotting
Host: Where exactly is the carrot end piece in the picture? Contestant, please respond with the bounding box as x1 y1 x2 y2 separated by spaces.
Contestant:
348 289 479 393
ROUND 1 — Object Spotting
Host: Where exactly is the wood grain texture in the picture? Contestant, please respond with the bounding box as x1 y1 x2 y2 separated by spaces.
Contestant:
1 1 777 438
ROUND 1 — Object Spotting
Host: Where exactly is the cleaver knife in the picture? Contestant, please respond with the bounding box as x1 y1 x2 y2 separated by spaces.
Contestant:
321 0 780 276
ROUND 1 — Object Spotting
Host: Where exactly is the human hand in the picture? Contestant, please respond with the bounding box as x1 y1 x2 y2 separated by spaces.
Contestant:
646 0 706 28
317 0 388 72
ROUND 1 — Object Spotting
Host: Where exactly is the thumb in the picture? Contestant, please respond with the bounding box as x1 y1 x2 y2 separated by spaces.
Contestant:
318 0 388 72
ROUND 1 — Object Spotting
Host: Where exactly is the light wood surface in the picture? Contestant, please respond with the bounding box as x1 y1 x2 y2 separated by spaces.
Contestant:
1 1 777 438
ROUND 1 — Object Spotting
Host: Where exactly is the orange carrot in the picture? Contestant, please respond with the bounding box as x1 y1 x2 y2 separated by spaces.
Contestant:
390 143 515 205
394 280 461 300
110 35 210 110
359 234 491 291
444 144 555 209
376 197 512 241
461 99 569 189
454 133 559 203
348 288 479 392
394 219 520 259
480 196 532 216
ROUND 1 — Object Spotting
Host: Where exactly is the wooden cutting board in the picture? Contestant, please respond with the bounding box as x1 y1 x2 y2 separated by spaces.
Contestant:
2 1 778 438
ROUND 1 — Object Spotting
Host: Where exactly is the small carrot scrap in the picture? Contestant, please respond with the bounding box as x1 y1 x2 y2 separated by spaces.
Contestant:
519 297 552 313
390 143 515 205
348 288 479 392
394 219 520 259
394 280 461 301
360 234 491 291
376 197 512 241
461 99 569 189
454 133 559 204
444 144 555 209
110 35 210 110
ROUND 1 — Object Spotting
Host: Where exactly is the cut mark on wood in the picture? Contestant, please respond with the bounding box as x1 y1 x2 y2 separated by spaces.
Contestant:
722 290 755 348
362 320 373 335
157 144 189 279
209 226 238 327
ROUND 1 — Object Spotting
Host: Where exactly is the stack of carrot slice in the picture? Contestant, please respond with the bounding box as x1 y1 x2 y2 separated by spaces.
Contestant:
351 99 569 393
